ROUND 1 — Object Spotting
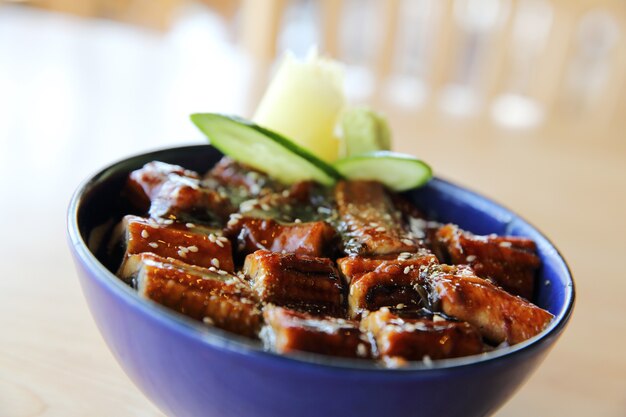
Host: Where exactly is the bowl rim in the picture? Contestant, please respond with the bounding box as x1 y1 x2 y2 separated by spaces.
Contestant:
67 144 576 373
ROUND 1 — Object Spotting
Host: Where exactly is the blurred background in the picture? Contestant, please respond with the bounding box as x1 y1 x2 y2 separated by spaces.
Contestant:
1 1 624 416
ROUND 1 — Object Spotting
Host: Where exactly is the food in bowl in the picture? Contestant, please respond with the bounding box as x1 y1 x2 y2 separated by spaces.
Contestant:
106 152 553 365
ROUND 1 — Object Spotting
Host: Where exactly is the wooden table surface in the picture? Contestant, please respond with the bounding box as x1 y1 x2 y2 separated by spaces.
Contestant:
1 5 625 417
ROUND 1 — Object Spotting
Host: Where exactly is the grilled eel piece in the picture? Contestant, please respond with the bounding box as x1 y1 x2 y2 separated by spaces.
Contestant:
334 180 420 256
244 250 345 316
225 216 337 258
126 161 235 223
337 252 438 318
337 250 438 283
425 264 553 345
362 308 484 361
435 224 540 299
115 215 235 273
119 253 262 338
206 157 284 196
262 305 372 359
203 157 286 207
126 161 200 212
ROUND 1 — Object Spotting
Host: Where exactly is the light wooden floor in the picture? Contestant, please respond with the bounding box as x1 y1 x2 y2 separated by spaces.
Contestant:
1 5 624 417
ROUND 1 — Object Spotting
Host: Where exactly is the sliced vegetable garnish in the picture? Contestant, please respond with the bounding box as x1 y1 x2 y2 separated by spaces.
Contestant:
333 151 432 191
191 113 342 186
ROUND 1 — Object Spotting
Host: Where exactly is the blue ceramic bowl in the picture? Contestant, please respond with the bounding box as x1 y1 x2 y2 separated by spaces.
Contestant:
68 145 574 417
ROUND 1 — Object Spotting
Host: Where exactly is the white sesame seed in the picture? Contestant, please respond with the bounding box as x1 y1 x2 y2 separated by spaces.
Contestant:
217 236 229 243
422 355 433 367
396 303 406 309
375 226 386 232
401 238 414 246
215 240 225 248
294 218 302 224
397 252 411 261
208 234 217 243
217 270 228 275
433 315 445 322
466 255 477 262
148 242 158 248
211 259 220 268
403 266 411 274
188 245 198 253
499 241 512 248
356 343 367 357
208 266 217 272
177 250 187 258
186 222 195 228
202 317 214 325
163 219 174 225
261 203 271 211
369 222 379 227
141 230 150 239
240 199 259 212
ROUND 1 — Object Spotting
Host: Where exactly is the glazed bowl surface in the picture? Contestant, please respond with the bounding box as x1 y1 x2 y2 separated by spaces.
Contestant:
67 145 574 417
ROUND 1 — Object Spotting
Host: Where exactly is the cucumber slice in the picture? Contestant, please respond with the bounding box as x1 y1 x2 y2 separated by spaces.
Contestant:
333 151 432 191
340 107 391 157
191 113 341 186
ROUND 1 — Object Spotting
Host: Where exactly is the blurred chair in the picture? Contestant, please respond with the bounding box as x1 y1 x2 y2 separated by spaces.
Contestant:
238 0 626 143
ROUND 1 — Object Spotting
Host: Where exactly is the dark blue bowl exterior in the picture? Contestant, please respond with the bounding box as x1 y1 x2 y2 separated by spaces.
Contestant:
68 145 574 417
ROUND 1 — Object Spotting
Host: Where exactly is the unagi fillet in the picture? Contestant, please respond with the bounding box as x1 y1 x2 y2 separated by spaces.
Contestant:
362 308 484 361
225 216 337 258
436 224 540 299
334 181 418 256
337 250 438 284
121 253 261 338
126 161 235 223
262 305 372 359
346 263 428 318
116 215 235 273
244 250 344 316
126 161 200 212
149 177 235 223
206 157 282 196
426 264 553 345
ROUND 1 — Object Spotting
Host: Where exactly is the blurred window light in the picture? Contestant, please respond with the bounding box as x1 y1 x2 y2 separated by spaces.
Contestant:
277 0 320 58
440 0 511 117
560 9 621 117
454 0 506 33
491 0 553 129
383 0 441 108
338 0 381 66
491 94 544 129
